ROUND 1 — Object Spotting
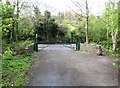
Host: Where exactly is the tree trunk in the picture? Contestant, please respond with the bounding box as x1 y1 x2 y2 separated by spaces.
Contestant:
117 2 120 53
106 12 109 49
112 29 118 52
15 0 19 41
112 38 116 53
85 0 89 44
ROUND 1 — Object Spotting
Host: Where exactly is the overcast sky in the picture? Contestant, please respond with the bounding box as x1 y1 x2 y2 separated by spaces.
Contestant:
2 0 109 16
29 0 109 16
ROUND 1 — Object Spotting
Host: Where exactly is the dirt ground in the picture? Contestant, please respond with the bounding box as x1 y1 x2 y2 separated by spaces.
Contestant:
27 44 118 86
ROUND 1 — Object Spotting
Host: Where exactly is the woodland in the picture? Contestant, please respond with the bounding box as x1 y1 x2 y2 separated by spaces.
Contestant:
0 0 120 86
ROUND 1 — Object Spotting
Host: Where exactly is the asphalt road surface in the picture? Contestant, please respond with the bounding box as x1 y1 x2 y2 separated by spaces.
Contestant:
28 44 118 86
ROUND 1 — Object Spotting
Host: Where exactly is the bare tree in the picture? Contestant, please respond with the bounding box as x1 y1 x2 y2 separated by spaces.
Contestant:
11 0 31 41
85 0 89 44
64 0 89 44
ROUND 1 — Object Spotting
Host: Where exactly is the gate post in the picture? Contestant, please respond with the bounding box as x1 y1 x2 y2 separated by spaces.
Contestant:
70 32 74 43
70 31 75 43
76 36 80 51
34 32 38 52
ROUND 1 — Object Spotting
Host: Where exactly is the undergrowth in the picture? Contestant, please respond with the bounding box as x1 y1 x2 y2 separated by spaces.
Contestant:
2 47 34 86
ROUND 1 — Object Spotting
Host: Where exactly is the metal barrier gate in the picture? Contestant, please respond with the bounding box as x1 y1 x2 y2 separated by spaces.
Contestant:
34 32 80 52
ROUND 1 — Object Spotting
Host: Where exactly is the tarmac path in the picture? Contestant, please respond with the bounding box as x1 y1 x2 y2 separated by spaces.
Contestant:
28 44 118 86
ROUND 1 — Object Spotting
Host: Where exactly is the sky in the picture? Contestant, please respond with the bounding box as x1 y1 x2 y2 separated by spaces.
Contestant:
29 0 109 16
2 0 109 16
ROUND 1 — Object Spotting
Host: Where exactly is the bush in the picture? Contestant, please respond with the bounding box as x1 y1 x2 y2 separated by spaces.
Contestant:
9 40 34 55
2 48 33 86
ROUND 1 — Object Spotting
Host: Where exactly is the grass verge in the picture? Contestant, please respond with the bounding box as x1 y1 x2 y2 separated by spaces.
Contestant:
2 48 34 86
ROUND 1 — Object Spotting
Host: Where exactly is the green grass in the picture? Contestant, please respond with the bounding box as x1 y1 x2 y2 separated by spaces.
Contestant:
104 48 120 68
0 55 2 88
2 40 35 86
2 52 34 86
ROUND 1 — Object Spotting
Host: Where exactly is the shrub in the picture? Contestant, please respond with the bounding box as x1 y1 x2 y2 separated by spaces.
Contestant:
2 48 33 86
